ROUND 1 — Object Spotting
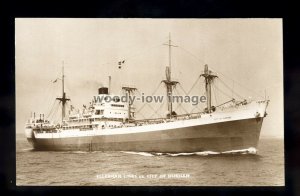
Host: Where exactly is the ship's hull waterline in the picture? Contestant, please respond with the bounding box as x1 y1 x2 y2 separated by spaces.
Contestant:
27 117 263 153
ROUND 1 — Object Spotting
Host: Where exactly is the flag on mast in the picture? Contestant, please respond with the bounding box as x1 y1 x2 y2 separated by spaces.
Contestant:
118 60 125 69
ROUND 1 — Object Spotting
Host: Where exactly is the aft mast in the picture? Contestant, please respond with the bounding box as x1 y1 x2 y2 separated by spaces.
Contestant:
162 33 179 119
122 86 137 122
56 63 70 122
200 64 217 113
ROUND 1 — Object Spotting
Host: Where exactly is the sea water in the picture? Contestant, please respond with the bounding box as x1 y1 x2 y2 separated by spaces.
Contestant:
16 134 284 186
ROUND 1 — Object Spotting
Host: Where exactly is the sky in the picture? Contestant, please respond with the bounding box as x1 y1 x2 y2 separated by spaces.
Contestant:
15 18 283 137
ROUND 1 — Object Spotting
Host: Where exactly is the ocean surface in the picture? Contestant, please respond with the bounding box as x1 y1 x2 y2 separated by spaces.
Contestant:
16 134 284 186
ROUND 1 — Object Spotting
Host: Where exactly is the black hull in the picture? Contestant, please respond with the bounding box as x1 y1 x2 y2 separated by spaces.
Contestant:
28 117 263 153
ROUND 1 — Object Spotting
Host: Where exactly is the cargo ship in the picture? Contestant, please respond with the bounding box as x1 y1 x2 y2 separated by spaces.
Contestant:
24 35 269 152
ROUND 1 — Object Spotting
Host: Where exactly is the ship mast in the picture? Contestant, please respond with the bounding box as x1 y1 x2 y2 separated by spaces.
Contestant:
162 33 179 119
122 86 137 122
56 63 70 122
200 64 217 113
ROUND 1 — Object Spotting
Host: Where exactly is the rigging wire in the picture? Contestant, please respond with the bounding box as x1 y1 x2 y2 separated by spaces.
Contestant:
215 71 264 99
146 103 164 119
44 84 57 113
47 101 58 120
218 78 244 99
42 67 64 120
135 82 162 114
48 101 60 122
177 74 202 107
95 42 165 70
178 45 264 98
149 102 165 119
212 82 218 106
190 106 200 114
177 83 203 113
173 88 189 114
137 111 147 120
187 76 202 95
37 77 58 117
46 100 58 119
213 84 235 100
178 83 188 96
65 102 71 117
41 39 265 123
178 46 206 65
65 78 73 99
121 43 165 63
53 103 61 123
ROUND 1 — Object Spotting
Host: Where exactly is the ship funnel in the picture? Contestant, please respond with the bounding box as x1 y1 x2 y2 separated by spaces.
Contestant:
98 87 108 95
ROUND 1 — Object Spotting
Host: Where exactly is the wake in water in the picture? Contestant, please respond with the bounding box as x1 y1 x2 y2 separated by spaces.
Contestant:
21 148 35 152
21 147 257 156
122 151 155 157
121 147 257 157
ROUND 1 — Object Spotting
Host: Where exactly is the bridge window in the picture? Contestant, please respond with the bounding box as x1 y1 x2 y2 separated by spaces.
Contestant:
111 104 124 107
95 110 104 115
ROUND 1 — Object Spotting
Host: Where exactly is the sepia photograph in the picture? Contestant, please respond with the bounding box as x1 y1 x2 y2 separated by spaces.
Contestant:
15 18 284 186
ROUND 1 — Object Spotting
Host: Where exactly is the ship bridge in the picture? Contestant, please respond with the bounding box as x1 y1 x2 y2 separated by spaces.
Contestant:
92 87 130 120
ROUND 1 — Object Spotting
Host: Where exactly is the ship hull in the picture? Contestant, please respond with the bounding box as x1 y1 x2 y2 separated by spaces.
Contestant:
27 117 263 152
